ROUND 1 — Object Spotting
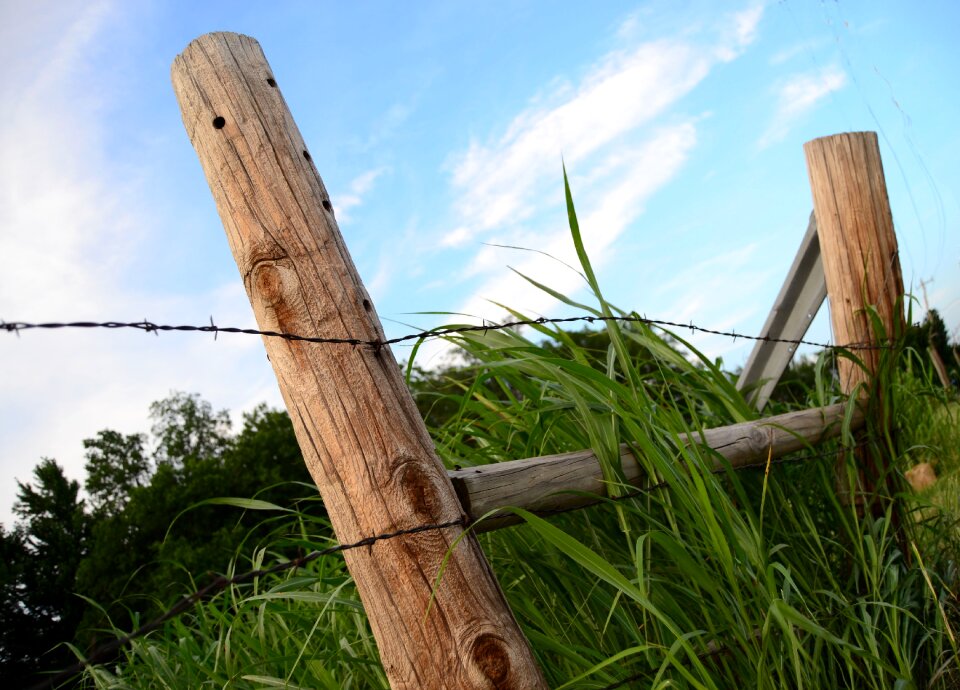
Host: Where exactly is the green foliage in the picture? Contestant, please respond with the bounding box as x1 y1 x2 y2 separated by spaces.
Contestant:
2 460 90 685
0 393 321 687
84 430 149 517
904 308 959 387
149 392 232 468
5 177 960 689
75 399 317 643
0 527 41 685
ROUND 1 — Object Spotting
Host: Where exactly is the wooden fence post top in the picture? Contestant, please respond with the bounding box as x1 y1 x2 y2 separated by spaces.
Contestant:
172 31 547 689
803 131 904 396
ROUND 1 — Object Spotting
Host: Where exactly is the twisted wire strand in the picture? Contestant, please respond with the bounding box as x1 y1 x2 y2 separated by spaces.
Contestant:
1 313 896 351
30 438 870 690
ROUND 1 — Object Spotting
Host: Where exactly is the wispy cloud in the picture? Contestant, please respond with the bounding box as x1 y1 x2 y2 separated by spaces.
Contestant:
715 3 765 61
758 65 847 148
457 124 698 319
448 39 713 239
769 37 830 66
415 5 766 367
652 243 779 362
440 227 472 248
333 166 389 224
0 3 283 523
442 5 763 313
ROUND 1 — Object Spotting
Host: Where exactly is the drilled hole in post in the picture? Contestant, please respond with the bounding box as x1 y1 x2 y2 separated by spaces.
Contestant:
362 299 371 312
322 199 333 213
266 77 277 87
303 150 312 162
212 116 226 129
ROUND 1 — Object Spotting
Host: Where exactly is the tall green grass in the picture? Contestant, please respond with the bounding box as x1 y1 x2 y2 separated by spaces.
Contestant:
81 176 959 689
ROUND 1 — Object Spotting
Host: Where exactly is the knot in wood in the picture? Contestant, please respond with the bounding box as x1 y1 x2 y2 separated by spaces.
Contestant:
249 258 306 334
745 426 772 454
254 262 284 303
470 632 512 686
390 454 447 521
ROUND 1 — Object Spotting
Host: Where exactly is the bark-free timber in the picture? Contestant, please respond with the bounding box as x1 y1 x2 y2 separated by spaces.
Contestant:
737 212 827 410
804 132 904 511
450 403 864 531
172 33 546 689
804 133 904 395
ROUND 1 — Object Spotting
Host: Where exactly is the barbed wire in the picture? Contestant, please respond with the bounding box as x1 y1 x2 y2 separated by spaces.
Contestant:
28 517 465 690
30 437 869 690
1 313 898 351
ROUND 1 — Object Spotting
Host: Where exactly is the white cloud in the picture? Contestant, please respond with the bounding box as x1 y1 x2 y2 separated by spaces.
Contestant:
448 39 712 236
652 243 777 362
0 4 282 525
758 65 847 148
413 6 765 368
732 5 765 50
333 166 389 224
716 3 765 62
445 4 763 245
769 37 829 66
779 67 847 118
416 123 699 366
440 227 473 248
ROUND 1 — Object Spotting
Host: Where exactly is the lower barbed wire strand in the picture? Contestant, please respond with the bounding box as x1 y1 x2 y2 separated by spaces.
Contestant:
27 517 464 690
30 439 873 689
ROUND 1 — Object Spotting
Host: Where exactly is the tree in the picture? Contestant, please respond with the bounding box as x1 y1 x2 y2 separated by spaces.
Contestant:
0 526 36 685
904 308 959 388
150 391 231 468
1 395 321 684
83 430 149 517
74 397 315 646
2 460 90 684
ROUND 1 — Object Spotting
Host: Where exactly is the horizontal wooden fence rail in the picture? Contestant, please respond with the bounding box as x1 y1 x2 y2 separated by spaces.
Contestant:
450 403 865 531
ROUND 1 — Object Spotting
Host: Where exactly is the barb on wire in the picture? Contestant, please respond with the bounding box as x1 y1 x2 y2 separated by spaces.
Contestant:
32 438 871 690
1 313 898 351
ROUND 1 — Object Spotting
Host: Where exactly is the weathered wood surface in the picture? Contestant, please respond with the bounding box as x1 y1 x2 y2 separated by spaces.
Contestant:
804 132 904 512
450 403 864 531
804 132 904 395
172 32 547 689
737 212 827 410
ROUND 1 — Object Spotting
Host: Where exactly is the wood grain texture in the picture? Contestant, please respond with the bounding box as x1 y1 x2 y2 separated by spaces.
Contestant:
804 132 904 512
451 403 863 531
171 33 546 689
737 212 827 410
804 132 904 394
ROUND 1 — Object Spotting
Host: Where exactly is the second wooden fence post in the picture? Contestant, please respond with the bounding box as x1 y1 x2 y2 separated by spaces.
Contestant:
172 32 547 689
804 131 905 514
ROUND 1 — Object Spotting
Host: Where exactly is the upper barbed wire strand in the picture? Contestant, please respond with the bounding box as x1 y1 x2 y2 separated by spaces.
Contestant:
1 314 896 350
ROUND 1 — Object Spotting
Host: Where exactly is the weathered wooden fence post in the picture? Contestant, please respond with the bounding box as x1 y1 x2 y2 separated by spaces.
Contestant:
171 33 547 689
804 132 905 513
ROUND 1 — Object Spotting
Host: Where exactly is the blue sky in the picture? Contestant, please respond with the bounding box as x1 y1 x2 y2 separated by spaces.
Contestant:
1 0 958 524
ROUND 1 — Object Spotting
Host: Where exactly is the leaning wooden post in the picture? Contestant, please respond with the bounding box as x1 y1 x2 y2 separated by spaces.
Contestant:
172 33 547 689
803 132 904 514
